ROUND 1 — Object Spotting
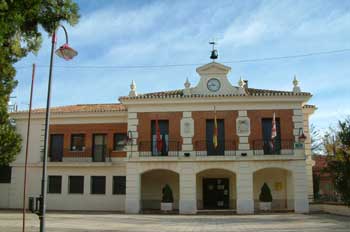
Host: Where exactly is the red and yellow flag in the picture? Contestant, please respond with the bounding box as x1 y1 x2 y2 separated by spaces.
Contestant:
213 107 218 148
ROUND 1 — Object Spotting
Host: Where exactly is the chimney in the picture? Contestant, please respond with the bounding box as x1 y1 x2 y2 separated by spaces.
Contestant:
243 80 248 88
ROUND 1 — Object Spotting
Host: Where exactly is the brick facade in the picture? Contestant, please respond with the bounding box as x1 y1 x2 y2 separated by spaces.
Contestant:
50 123 127 157
248 109 294 149
192 111 239 150
137 112 183 151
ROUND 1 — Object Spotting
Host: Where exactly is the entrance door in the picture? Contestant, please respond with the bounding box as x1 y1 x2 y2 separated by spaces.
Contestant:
49 134 64 162
93 134 107 162
203 178 229 209
206 119 225 155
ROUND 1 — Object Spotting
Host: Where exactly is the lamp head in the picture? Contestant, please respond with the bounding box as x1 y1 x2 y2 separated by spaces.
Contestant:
55 43 78 60
298 128 307 143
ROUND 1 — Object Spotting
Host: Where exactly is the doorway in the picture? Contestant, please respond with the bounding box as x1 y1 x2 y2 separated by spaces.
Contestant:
93 134 107 162
49 134 64 162
203 178 229 209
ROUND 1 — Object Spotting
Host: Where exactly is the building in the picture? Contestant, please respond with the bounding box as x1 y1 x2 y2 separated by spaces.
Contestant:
0 58 316 214
312 155 338 201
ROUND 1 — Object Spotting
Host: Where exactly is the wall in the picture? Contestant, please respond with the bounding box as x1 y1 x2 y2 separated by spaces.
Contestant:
137 112 182 146
192 111 239 150
50 123 127 158
141 170 179 210
45 166 126 211
253 168 293 210
196 169 237 209
248 109 294 149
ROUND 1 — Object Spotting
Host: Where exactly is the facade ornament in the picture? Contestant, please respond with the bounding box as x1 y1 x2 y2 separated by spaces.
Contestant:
293 75 301 93
129 80 137 97
183 77 191 95
238 77 246 95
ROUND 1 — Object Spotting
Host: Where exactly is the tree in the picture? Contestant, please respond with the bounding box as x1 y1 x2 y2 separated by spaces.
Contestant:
162 184 174 203
259 183 272 202
324 117 350 206
0 0 79 166
310 124 322 154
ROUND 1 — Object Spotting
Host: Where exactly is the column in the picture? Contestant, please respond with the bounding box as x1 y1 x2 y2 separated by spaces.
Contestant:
180 111 194 157
293 163 309 213
179 164 196 214
125 163 141 214
236 110 252 156
127 112 139 158
236 163 254 214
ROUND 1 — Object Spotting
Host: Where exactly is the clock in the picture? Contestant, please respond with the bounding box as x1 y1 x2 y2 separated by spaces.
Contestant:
207 78 221 92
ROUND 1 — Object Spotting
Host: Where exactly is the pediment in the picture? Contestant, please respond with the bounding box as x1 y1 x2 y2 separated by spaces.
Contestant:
196 62 231 76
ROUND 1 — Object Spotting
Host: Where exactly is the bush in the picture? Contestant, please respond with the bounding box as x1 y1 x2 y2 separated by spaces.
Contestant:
259 183 273 202
162 184 174 203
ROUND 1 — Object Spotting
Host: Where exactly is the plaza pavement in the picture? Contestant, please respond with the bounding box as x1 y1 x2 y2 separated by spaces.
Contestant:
0 210 349 232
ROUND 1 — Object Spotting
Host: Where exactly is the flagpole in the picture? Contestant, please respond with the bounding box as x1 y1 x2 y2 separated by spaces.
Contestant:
22 63 35 232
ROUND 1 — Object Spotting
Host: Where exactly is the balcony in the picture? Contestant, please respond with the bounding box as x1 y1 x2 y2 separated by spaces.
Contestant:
252 140 295 155
48 147 112 162
138 140 181 157
194 140 237 156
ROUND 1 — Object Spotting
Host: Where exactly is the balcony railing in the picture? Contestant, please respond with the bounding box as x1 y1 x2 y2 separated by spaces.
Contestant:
48 147 112 162
138 140 180 157
194 140 237 156
252 140 294 155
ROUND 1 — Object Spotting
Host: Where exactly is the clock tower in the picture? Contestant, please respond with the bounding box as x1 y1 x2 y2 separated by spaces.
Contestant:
186 61 245 96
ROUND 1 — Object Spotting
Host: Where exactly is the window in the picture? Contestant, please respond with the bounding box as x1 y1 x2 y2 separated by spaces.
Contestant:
69 176 84 194
48 176 62 194
113 176 126 195
114 133 127 151
151 120 169 156
0 166 12 183
261 118 281 154
91 176 106 194
71 134 85 151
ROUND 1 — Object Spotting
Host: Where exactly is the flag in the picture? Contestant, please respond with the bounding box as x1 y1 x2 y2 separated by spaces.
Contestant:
270 112 277 149
155 120 163 153
213 107 218 148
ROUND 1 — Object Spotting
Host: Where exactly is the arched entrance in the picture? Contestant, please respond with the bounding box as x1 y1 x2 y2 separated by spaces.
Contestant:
253 168 294 211
141 169 179 211
196 169 236 210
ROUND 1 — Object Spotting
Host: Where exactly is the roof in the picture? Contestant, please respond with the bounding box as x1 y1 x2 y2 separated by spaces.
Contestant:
120 88 311 100
16 103 126 114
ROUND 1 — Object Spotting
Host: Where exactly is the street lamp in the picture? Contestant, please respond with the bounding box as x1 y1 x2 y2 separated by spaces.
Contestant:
39 25 77 232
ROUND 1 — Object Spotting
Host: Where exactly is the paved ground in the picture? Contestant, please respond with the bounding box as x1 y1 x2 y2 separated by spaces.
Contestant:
0 211 349 232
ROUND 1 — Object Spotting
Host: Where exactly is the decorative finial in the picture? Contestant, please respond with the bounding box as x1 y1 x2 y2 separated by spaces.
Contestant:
209 41 218 61
238 76 246 95
183 77 191 95
129 80 137 97
184 77 191 89
238 76 245 88
293 75 301 93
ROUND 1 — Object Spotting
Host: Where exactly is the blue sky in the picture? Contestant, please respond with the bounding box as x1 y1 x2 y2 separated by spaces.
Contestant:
13 0 350 132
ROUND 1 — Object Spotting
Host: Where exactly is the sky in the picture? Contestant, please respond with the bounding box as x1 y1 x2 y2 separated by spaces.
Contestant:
12 0 350 132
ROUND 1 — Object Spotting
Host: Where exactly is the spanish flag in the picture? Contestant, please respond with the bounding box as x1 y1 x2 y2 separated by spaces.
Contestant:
213 107 218 148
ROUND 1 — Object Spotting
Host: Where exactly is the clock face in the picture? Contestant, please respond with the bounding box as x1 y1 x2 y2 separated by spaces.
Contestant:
207 78 221 92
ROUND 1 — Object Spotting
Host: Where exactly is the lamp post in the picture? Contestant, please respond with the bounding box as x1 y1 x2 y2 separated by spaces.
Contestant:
39 25 77 232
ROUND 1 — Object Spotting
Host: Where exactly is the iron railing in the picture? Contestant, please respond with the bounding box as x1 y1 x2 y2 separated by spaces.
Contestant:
252 140 294 155
138 140 180 157
48 146 112 162
194 140 237 156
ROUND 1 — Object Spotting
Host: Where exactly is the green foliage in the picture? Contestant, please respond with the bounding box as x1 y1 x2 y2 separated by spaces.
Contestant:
162 184 174 203
0 124 21 165
259 183 273 202
0 0 79 165
325 117 350 206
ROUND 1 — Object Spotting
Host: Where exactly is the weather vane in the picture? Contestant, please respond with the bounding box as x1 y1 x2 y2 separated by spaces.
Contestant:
209 40 218 61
